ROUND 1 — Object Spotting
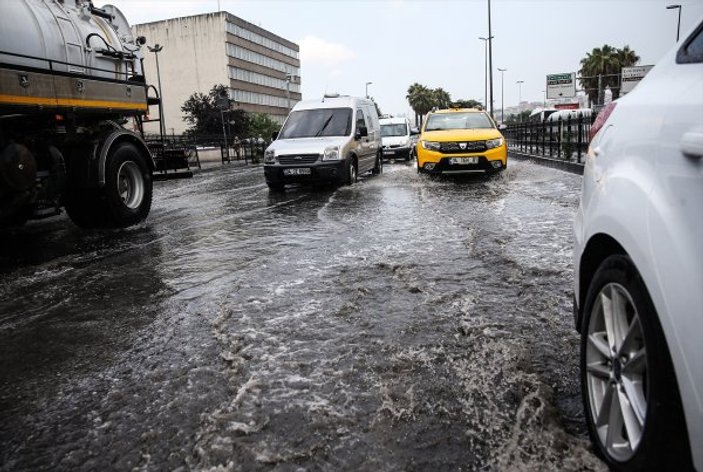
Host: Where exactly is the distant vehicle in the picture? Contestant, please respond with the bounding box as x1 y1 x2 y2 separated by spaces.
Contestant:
0 0 158 229
527 107 558 122
264 95 382 190
380 117 417 161
416 108 507 175
573 17 703 472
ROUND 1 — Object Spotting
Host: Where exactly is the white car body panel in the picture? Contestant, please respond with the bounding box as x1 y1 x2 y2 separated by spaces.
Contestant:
574 17 703 470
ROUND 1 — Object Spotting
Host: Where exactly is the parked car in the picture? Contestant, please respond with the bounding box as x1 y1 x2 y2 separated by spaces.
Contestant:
380 117 417 161
263 95 382 190
415 108 507 175
573 17 703 472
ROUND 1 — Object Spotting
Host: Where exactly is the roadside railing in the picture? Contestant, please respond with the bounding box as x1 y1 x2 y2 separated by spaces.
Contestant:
504 113 595 163
144 134 272 167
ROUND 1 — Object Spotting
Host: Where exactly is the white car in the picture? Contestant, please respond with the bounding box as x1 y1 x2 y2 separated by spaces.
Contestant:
573 18 703 471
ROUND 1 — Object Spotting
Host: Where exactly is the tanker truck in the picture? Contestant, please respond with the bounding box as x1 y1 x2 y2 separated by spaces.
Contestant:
0 0 158 228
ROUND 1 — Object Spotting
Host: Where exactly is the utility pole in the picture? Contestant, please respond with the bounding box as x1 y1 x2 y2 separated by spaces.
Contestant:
516 80 524 122
487 0 495 118
498 68 507 123
365 81 373 99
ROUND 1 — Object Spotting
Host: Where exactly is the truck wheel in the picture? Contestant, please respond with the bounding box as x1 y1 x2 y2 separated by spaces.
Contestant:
65 142 152 228
104 142 152 228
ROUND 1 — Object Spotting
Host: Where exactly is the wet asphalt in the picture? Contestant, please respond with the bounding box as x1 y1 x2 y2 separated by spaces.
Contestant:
0 160 606 471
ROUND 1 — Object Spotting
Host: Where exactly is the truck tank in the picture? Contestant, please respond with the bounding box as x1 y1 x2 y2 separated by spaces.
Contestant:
0 0 157 229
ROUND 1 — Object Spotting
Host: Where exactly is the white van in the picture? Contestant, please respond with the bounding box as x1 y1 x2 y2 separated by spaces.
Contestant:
380 117 416 161
263 95 382 190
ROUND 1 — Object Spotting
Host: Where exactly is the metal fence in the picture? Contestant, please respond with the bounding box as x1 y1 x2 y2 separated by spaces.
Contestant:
144 133 272 167
503 112 595 163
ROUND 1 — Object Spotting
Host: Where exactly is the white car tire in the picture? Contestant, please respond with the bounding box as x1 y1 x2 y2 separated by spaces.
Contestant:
580 255 692 471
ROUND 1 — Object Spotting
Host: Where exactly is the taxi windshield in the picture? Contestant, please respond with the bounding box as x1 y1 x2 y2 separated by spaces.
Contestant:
425 112 494 131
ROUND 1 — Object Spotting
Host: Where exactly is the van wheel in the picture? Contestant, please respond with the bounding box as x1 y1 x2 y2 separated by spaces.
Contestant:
346 158 357 185
372 150 383 175
580 255 692 471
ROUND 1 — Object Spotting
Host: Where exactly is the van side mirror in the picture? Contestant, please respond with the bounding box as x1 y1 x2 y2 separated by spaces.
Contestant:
355 126 368 139
411 127 420 135
271 131 279 140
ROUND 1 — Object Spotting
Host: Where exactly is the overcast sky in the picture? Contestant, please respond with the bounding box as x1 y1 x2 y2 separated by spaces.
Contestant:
107 0 703 117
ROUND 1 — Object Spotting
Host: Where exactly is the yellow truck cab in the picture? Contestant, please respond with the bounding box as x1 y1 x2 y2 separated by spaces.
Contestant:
416 108 507 175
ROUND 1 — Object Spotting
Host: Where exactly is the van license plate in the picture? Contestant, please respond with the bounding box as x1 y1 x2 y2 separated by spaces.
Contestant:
283 168 311 175
449 157 478 165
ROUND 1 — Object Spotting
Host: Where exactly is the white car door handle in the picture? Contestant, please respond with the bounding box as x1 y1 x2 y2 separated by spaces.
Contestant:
681 131 703 158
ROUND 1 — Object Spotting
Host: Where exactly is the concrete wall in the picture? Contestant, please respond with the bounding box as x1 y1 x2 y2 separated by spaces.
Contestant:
133 12 301 135
135 13 228 134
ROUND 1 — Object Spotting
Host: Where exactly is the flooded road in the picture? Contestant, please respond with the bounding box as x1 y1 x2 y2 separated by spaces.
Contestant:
0 161 605 471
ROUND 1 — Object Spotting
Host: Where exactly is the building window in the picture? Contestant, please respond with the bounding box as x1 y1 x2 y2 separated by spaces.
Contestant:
233 89 297 109
226 22 299 59
228 67 300 93
226 44 300 76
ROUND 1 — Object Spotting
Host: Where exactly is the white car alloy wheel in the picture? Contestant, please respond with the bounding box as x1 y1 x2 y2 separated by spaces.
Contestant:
580 255 692 471
585 281 647 461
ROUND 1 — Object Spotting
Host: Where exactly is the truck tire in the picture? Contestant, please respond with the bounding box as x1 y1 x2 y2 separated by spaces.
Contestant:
65 142 152 228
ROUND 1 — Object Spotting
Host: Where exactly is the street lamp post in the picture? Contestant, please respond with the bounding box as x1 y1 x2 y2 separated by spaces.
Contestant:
487 0 495 118
479 37 491 111
497 67 507 123
286 73 292 112
516 80 524 122
541 90 547 108
666 4 682 42
365 81 373 99
147 44 165 137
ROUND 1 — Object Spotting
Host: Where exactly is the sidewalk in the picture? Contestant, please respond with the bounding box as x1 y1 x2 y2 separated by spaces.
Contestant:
508 150 584 175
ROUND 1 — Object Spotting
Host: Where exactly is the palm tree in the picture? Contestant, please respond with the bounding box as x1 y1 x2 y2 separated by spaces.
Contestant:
579 45 640 104
406 83 433 127
432 88 452 109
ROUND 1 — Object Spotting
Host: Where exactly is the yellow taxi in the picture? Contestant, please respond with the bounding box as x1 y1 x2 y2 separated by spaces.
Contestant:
415 108 507 174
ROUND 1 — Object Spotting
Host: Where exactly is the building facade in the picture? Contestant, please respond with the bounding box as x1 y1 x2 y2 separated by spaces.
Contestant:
133 12 301 134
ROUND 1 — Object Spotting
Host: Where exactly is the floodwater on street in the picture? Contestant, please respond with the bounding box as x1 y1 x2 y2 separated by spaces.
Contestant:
0 160 606 471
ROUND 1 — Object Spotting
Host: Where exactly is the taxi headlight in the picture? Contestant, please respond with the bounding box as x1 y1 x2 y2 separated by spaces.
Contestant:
421 140 441 151
486 138 504 149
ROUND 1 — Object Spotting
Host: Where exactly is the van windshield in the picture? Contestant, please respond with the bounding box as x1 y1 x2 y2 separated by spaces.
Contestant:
381 124 408 137
425 112 495 131
279 108 352 139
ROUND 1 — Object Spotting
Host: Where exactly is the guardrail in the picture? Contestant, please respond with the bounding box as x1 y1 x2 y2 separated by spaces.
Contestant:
503 113 595 164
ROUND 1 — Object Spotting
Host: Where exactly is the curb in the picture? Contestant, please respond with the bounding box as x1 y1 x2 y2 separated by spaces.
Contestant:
509 150 584 175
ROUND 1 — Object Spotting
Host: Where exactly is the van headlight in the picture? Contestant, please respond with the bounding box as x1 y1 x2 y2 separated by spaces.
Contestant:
322 146 340 161
485 138 504 149
264 149 276 163
421 140 441 151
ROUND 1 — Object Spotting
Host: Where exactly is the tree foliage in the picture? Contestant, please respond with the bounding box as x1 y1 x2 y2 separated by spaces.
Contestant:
578 45 640 104
181 84 250 138
248 113 281 140
452 99 483 109
406 83 432 127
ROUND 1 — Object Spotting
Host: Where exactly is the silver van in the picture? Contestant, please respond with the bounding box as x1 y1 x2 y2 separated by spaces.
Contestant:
263 95 382 190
